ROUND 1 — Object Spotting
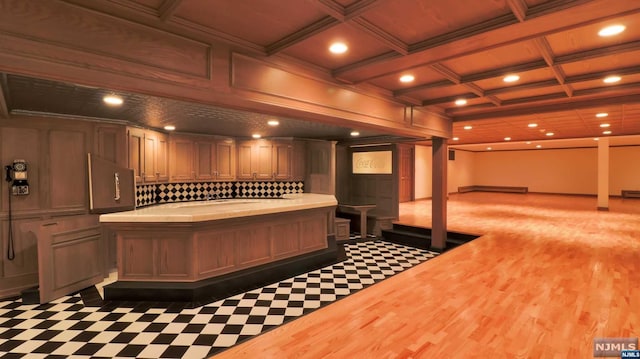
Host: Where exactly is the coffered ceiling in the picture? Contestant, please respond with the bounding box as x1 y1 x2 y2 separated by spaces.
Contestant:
4 0 640 148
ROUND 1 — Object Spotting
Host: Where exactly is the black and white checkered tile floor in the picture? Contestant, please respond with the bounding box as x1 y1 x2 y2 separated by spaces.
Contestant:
0 241 437 359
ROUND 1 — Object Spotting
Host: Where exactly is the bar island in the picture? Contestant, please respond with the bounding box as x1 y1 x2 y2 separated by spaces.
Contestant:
99 193 342 303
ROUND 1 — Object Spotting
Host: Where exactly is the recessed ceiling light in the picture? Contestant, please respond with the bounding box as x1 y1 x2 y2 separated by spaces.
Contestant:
452 137 459 141
528 123 538 128
399 74 415 83
486 147 492 150
600 123 610 128
267 120 279 126
103 95 123 106
598 24 626 37
163 125 175 131
536 145 542 148
455 99 467 106
546 132 554 136
503 74 520 83
603 130 612 135
603 75 621 83
350 131 360 137
252 134 261 139
596 112 608 118
463 125 472 130
594 138 600 141
526 141 532 145
329 42 348 54
504 137 511 141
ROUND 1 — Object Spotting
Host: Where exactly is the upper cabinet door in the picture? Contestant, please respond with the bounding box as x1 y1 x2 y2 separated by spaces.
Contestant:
216 139 235 181
169 136 194 181
272 141 292 180
143 132 158 183
254 141 273 180
127 128 145 183
155 133 169 182
194 139 215 181
291 140 306 181
236 141 254 180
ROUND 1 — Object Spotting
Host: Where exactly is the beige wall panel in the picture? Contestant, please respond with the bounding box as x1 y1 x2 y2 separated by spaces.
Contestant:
474 148 597 195
610 146 640 196
448 149 475 194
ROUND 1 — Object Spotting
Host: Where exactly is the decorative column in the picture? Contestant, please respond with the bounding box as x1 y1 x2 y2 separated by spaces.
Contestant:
431 137 448 250
597 137 609 211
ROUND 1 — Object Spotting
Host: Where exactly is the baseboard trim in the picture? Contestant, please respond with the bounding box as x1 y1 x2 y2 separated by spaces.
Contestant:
597 206 609 211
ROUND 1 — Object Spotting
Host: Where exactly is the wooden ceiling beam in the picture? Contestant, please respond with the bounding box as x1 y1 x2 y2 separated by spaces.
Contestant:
565 65 640 83
460 60 548 83
506 0 528 22
334 2 640 83
158 0 182 22
350 18 408 55
573 81 640 97
266 16 341 55
556 40 640 65
314 0 347 21
344 0 384 20
533 37 573 97
393 80 456 96
449 94 640 121
485 79 560 96
422 93 479 106
430 64 461 84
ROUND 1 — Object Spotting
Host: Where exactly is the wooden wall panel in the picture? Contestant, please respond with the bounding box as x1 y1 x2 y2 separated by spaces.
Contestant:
120 236 154 278
1 217 39 278
51 231 101 292
236 227 271 267
0 127 41 212
299 216 327 252
197 231 236 276
95 124 127 168
272 222 300 259
49 129 87 209
0 0 211 79
157 236 190 278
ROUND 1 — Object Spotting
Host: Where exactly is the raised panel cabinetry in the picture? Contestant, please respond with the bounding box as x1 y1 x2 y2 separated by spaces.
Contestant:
193 137 236 181
169 135 194 181
127 127 169 183
237 139 302 181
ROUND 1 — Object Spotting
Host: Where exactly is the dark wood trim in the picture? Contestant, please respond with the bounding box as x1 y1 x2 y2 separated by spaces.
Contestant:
461 60 548 83
344 0 383 20
533 37 574 96
333 50 402 81
506 0 528 22
422 93 479 106
458 185 528 194
555 40 640 65
430 63 461 84
266 16 341 55
565 66 640 84
484 79 559 96
350 17 408 55
573 81 640 97
597 206 609 211
526 0 595 19
621 190 640 199
0 73 9 118
393 80 454 96
158 0 182 22
313 0 346 21
501 92 568 106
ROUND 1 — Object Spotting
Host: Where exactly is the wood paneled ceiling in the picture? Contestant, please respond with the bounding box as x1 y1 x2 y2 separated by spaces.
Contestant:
11 0 640 147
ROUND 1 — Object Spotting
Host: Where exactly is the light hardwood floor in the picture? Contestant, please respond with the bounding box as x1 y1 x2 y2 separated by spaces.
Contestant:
212 193 640 358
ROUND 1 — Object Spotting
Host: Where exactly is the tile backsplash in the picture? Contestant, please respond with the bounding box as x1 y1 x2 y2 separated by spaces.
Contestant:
136 181 304 208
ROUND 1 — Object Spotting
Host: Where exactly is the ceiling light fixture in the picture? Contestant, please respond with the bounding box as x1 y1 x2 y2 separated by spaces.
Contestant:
487 147 492 150
546 132 554 136
600 123 610 128
503 74 520 83
329 42 348 54
526 141 532 145
463 125 472 130
603 75 621 83
528 123 538 128
504 137 511 141
596 112 608 118
598 24 626 37
103 95 123 106
163 125 175 131
350 131 360 137
536 145 542 148
594 138 599 141
252 134 261 139
455 99 467 106
453 137 459 141
399 74 415 83
602 130 612 135
267 120 279 126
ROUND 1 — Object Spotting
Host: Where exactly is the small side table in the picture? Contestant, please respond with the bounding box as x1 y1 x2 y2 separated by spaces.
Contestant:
338 204 376 239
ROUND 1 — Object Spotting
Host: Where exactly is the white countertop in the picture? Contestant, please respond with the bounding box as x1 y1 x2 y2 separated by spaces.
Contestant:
99 193 337 223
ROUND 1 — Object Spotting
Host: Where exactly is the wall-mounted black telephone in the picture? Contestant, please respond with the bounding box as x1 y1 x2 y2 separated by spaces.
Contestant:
5 159 29 195
4 159 29 261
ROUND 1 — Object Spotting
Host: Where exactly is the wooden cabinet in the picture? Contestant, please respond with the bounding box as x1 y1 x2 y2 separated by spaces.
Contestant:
237 140 273 180
127 127 168 183
169 135 194 181
191 137 236 181
237 139 305 181
215 139 236 180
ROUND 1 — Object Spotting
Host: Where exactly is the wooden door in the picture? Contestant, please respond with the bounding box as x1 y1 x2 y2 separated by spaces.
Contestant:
169 136 194 181
399 144 414 203
255 141 273 180
155 132 169 182
143 132 157 182
236 141 254 180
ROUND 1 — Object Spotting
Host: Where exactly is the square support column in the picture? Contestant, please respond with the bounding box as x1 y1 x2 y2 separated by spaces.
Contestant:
431 137 448 250
597 137 609 211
